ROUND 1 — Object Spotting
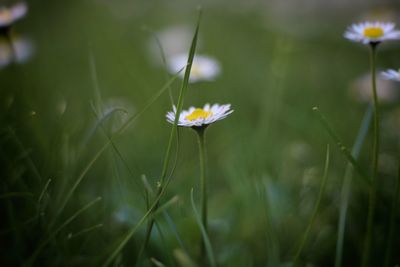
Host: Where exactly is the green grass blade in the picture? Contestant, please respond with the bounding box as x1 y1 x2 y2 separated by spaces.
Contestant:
312 107 370 186
335 104 372 267
103 10 202 266
102 168 177 267
81 106 127 148
142 26 175 106
37 178 52 206
89 50 103 115
141 8 202 252
67 223 103 240
151 195 179 218
174 248 198 267
190 188 216 267
292 144 330 266
163 210 189 254
151 257 167 267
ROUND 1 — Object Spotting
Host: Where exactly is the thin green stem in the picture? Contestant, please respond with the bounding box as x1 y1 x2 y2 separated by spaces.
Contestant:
312 107 370 186
361 43 380 267
196 128 208 257
383 160 400 267
292 144 330 267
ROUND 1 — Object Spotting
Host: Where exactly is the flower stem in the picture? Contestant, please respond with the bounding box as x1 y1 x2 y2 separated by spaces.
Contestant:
361 43 380 267
196 128 208 257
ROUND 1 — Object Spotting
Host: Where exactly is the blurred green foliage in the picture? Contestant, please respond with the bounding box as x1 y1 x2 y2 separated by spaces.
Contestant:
1 0 400 266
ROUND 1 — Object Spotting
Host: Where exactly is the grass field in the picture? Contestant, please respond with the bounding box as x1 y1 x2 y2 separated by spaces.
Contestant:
1 1 400 266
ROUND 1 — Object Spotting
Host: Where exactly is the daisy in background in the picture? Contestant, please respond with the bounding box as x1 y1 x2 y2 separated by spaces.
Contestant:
0 2 27 32
0 35 33 69
167 54 221 83
166 102 233 251
166 103 233 128
344 21 400 44
147 25 198 66
381 69 400 82
350 73 398 104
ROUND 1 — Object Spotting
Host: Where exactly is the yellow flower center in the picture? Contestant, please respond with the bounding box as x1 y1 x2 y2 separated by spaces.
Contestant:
363 27 384 38
185 108 212 121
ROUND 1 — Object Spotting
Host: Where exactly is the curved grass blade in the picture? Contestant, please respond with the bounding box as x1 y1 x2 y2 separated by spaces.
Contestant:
37 178 52 206
151 195 179 218
141 8 202 252
292 144 330 266
142 26 175 106
81 106 127 149
312 107 370 186
67 223 103 240
190 189 216 267
335 104 372 267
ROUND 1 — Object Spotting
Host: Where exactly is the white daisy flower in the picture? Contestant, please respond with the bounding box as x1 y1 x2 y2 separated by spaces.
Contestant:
0 2 27 29
344 21 400 44
167 54 221 83
381 69 400 82
166 103 233 128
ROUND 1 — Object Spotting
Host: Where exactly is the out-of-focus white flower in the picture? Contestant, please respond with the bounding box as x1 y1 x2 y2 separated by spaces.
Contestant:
344 22 400 44
350 73 399 104
381 69 400 82
0 35 33 69
166 103 233 128
0 2 27 29
102 98 135 133
167 54 221 83
147 25 197 65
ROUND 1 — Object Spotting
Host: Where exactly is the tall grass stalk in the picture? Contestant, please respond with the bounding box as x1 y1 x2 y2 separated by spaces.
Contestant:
140 9 202 254
335 104 372 267
312 107 370 185
103 11 202 266
292 144 330 266
361 43 379 267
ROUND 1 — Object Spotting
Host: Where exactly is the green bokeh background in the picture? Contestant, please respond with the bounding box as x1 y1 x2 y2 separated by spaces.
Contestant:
1 0 400 266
